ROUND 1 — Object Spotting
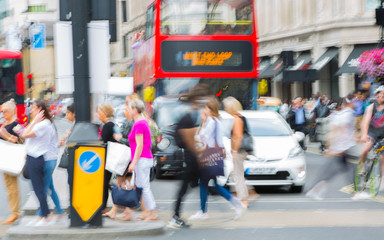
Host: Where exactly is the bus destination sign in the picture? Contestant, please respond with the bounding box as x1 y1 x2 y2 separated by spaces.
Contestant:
183 51 233 66
161 41 253 72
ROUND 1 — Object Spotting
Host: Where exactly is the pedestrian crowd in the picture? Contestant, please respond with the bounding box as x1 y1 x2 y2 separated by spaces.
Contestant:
0 86 252 229
2 85 383 229
280 88 384 200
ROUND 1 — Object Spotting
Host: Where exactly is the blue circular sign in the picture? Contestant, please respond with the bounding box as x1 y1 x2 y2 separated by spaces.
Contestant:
78 151 101 174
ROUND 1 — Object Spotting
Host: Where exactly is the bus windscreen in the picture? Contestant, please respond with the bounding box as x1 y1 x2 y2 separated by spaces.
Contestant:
160 0 253 36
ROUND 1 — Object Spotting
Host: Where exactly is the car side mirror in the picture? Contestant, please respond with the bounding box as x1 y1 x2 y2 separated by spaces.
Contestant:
294 131 305 142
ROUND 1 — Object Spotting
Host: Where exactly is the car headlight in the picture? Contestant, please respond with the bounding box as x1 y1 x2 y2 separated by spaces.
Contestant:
288 145 303 158
157 138 171 151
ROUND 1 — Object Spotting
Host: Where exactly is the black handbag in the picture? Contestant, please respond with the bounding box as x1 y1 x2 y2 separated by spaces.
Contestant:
240 116 254 152
58 147 69 169
111 172 142 208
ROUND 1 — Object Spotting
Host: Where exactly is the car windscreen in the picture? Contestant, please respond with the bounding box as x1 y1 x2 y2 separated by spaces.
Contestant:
153 102 192 129
247 118 291 136
220 117 291 137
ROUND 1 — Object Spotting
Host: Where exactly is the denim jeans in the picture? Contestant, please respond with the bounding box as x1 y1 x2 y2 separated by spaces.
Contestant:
27 155 50 217
199 178 232 213
37 159 63 216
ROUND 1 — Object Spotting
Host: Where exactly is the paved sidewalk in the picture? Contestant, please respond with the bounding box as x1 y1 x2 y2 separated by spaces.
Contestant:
3 215 163 240
2 164 164 239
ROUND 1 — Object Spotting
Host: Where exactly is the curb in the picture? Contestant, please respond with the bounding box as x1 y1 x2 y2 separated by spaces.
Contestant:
3 216 164 240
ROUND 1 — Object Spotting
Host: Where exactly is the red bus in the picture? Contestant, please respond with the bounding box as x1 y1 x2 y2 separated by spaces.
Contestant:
0 49 26 123
133 0 258 109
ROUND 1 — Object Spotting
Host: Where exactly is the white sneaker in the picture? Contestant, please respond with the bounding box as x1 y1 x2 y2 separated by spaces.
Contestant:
351 191 372 201
188 210 208 220
234 204 245 220
26 218 40 227
34 218 55 227
231 198 246 220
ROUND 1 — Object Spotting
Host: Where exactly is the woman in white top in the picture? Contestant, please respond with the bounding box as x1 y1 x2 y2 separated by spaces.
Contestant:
21 100 55 226
33 114 64 221
189 98 245 221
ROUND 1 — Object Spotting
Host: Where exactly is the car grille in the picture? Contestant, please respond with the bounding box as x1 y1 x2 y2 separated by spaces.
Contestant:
245 171 290 180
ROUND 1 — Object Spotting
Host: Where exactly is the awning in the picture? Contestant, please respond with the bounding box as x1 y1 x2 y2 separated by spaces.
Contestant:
335 44 378 75
282 52 318 83
282 69 318 83
258 58 271 76
286 52 312 71
309 48 338 71
259 57 284 78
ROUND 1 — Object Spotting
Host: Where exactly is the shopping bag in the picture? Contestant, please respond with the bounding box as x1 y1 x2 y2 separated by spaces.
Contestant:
106 141 131 176
198 146 225 180
0 139 26 176
111 172 142 208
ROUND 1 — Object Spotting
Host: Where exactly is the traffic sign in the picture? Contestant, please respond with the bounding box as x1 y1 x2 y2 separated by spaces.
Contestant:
78 150 101 173
30 24 46 49
72 146 105 222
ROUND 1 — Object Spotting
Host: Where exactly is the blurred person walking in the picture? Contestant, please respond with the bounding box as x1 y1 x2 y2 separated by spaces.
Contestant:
306 99 356 200
127 98 158 221
167 84 210 229
97 104 116 213
32 106 64 222
223 96 258 208
21 100 55 226
286 97 308 149
358 86 384 190
189 97 245 221
0 100 21 224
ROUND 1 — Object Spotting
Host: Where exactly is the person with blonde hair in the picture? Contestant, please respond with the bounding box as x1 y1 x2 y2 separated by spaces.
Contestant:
223 96 257 208
97 104 116 212
127 98 158 221
0 99 21 224
189 97 245 221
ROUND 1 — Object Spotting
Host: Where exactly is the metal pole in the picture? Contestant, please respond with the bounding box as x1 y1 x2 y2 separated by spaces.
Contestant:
70 0 91 122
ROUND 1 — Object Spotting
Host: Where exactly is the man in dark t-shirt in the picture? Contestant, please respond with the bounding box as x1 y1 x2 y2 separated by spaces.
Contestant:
168 84 211 229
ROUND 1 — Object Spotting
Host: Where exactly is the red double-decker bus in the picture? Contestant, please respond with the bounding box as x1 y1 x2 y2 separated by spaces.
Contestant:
133 0 258 109
0 49 26 123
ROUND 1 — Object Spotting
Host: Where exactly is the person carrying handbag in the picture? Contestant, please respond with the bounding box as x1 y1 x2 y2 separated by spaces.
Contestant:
189 98 245 221
223 96 258 208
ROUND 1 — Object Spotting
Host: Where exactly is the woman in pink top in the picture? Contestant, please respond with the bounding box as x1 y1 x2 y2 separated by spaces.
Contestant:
127 98 158 221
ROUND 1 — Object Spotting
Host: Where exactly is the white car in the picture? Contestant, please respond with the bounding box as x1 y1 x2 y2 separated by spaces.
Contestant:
217 110 306 193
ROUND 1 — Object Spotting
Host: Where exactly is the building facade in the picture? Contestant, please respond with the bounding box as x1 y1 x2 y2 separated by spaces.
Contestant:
257 0 382 101
0 0 59 100
110 0 150 77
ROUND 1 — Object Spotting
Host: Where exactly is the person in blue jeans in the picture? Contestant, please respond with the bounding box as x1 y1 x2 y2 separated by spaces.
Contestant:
189 97 245 221
24 101 63 226
36 111 63 221
21 100 54 226
36 159 64 219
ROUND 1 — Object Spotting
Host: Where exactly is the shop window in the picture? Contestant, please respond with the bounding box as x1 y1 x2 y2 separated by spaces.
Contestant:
145 4 155 39
28 5 46 12
123 35 128 58
122 0 128 22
